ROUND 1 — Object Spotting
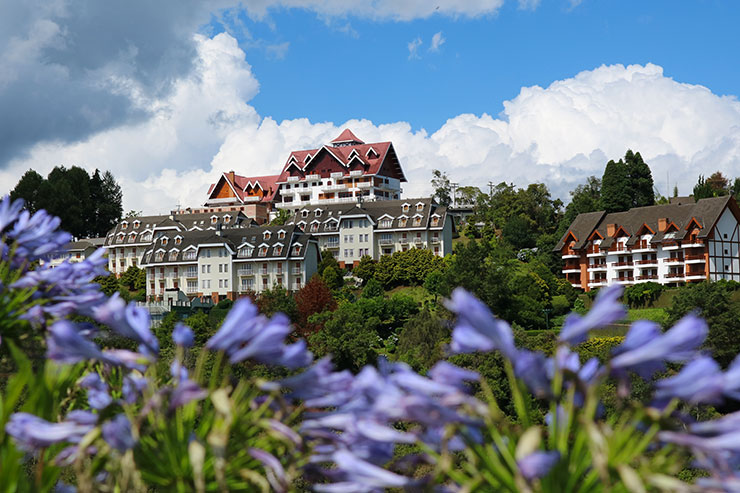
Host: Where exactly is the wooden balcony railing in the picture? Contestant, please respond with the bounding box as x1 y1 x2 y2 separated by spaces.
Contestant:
636 259 658 265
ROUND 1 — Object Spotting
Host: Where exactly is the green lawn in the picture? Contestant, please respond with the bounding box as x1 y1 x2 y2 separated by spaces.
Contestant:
624 307 669 325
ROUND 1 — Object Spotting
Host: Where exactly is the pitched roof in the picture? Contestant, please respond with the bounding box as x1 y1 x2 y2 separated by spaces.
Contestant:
554 196 736 252
331 129 364 145
206 172 280 204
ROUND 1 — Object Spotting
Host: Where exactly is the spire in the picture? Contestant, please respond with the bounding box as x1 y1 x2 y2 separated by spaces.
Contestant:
330 129 364 147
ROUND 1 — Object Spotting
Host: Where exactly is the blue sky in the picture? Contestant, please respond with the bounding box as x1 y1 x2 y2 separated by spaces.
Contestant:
3 0 740 212
210 0 740 132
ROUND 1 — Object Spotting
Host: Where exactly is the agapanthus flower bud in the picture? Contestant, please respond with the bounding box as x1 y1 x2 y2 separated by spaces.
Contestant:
172 323 194 348
517 450 560 480
79 373 112 410
6 412 96 452
559 285 625 345
446 288 516 359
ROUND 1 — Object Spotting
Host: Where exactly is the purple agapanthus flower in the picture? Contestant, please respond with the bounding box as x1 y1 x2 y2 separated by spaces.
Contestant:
7 208 71 261
79 373 112 410
313 450 418 493
514 350 552 398
207 298 312 368
517 451 560 480
428 361 480 390
446 288 516 359
0 196 24 234
169 379 207 411
611 314 708 379
172 323 194 348
654 357 725 405
122 375 148 404
47 320 107 364
6 412 97 452
249 448 289 492
559 285 625 345
102 415 135 452
90 294 158 356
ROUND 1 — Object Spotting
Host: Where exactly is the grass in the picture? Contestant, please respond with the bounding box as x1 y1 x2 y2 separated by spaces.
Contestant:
624 307 669 325
388 285 436 305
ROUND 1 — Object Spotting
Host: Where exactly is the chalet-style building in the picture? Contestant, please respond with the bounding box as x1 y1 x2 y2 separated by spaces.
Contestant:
198 172 279 223
274 129 406 211
138 225 319 303
286 197 453 269
555 196 740 291
103 211 254 277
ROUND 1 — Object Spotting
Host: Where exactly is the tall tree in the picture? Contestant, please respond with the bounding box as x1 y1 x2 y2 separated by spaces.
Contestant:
431 169 452 207
600 159 632 213
9 170 44 212
624 150 655 207
97 170 123 235
558 176 601 236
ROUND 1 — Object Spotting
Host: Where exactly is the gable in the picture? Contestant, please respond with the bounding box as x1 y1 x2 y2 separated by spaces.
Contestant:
210 176 237 200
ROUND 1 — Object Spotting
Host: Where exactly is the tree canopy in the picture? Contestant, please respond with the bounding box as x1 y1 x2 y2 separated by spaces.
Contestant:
600 150 655 213
10 166 123 238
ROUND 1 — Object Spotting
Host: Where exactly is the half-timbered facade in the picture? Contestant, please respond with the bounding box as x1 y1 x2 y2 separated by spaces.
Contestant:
287 197 453 268
555 196 740 291
274 129 407 211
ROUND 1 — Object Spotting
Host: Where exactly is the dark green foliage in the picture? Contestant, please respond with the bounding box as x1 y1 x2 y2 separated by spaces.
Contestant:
317 250 341 277
693 175 715 200
666 281 740 367
373 248 443 289
501 214 537 250
309 304 380 372
694 171 731 199
623 282 665 308
216 298 234 309
9 166 122 238
269 209 291 226
395 309 450 372
600 159 632 213
94 273 119 296
422 270 445 301
550 295 571 316
322 265 343 290
118 265 144 291
361 278 384 299
256 287 298 322
558 176 601 236
353 255 376 284
431 169 452 207
624 150 655 207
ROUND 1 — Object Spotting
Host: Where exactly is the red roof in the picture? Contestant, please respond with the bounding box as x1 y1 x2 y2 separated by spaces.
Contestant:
276 130 407 183
331 128 364 144
206 172 280 204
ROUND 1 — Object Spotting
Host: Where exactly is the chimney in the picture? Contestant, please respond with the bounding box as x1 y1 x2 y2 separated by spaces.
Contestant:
658 217 669 232
228 170 235 183
607 223 617 237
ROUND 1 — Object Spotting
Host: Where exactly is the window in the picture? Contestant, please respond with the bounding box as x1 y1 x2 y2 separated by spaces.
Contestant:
259 247 268 257
224 215 231 223
223 264 228 273
133 220 140 228
218 279 223 288
380 219 392 228
344 235 353 243
186 266 197 277
238 247 253 257
413 217 422 227
301 210 308 218
431 216 440 227
316 209 322 217
293 245 301 255
277 263 283 274
402 204 409 213
211 216 218 224
724 233 728 239
183 250 196 260
168 251 178 261
273 245 283 256
278 231 285 240
155 251 164 261
264 231 271 240
310 223 319 232
344 249 354 258
121 221 128 230
218 264 223 273
399 218 407 227
417 203 424 211
175 236 182 245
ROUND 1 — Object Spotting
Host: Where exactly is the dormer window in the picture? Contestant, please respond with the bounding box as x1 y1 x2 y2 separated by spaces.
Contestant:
399 218 407 228
117 233 125 243
293 245 302 255
310 223 319 233
211 216 218 224
278 231 285 240
273 245 283 256
416 203 424 212
133 220 140 228
402 204 410 213
239 246 254 257
431 215 440 227
174 236 182 245
301 210 309 218
264 231 272 240
258 246 268 257
380 219 392 228
145 252 152 263
168 250 178 261
128 232 137 241
121 221 128 230
155 251 165 262
224 215 231 223
413 216 422 227
315 209 322 217
297 222 305 231
161 237 168 246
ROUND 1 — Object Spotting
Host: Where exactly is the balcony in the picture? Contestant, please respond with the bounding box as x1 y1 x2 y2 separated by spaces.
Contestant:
324 225 339 232
608 246 632 253
636 259 658 267
305 174 320 180
632 244 657 253
662 240 680 250
326 241 340 249
413 237 423 244
323 183 349 192
186 287 198 294
636 274 659 281
562 249 579 259
431 237 441 244
238 268 254 276
685 255 705 264
292 268 302 275
682 239 705 248
562 265 580 274
166 272 178 278
612 276 635 284
399 237 409 244
588 264 608 271
612 261 634 269
589 279 608 288
185 270 198 279
685 271 706 281
665 257 683 264
287 176 300 183
379 238 393 245
586 249 606 257
666 272 685 279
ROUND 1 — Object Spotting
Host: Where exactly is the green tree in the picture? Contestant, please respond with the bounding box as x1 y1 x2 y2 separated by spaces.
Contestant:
317 250 341 277
361 278 384 299
256 286 298 322
270 209 291 226
322 266 343 290
309 303 380 372
666 281 740 368
431 169 452 207
423 270 445 302
600 159 632 213
9 170 44 212
624 150 655 207
559 176 601 235
353 255 376 284
395 309 450 372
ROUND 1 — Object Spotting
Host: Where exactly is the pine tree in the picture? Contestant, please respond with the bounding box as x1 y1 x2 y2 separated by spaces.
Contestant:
600 159 632 213
624 150 655 207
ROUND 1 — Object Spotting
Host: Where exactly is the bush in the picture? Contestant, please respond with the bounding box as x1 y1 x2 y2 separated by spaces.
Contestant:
550 294 572 316
623 281 664 308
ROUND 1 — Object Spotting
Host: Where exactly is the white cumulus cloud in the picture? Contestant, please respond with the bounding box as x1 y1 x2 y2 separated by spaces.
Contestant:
407 37 422 59
4 32 740 215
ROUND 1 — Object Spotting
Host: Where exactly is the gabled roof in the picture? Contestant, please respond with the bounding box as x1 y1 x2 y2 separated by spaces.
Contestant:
331 129 365 145
205 172 280 204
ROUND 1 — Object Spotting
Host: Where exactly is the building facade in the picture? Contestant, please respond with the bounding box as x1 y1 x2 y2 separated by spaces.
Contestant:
555 196 740 291
286 197 453 268
274 129 406 212
46 238 104 268
103 211 253 277
138 225 320 303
